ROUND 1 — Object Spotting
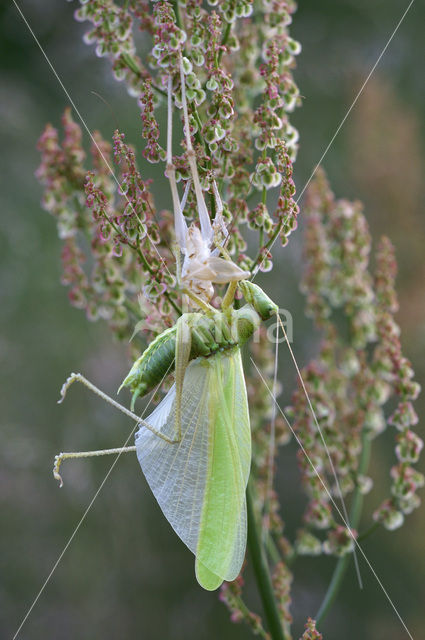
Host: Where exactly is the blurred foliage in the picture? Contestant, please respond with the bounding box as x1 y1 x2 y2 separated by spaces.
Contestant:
1 1 424 639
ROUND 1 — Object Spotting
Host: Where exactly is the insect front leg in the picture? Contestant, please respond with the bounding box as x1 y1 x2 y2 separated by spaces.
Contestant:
59 372 145 420
221 281 238 311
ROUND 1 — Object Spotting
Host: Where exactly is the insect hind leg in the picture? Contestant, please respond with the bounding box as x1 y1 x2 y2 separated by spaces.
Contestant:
54 372 182 485
58 373 180 442
53 445 137 488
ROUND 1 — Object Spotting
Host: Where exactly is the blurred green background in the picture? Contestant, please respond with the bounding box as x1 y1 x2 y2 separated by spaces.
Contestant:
1 1 424 638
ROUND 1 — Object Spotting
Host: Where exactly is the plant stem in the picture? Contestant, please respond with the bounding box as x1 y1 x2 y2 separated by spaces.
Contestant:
358 521 379 542
233 594 271 640
266 534 281 566
246 482 287 640
171 0 183 30
315 431 372 625
134 243 182 316
218 21 232 64
250 224 281 276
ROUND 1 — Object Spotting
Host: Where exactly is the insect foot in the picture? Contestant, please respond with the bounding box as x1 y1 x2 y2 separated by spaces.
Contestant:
53 454 64 488
57 372 82 404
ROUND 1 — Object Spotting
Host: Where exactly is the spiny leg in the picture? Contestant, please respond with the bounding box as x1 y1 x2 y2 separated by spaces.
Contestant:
178 61 229 250
55 373 181 486
180 178 191 213
211 180 230 246
59 374 179 445
166 73 197 299
59 373 140 419
212 180 223 219
173 180 192 288
177 59 250 292
53 446 136 488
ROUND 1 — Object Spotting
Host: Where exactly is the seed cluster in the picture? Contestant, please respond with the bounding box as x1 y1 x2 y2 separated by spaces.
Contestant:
287 169 422 560
37 0 300 351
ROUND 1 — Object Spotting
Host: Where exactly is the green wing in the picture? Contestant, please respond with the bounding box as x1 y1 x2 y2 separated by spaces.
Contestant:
135 348 251 590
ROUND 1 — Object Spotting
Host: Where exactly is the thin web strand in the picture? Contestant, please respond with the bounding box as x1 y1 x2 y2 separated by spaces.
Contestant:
277 315 363 588
252 0 415 277
295 0 415 205
262 312 280 546
251 359 414 640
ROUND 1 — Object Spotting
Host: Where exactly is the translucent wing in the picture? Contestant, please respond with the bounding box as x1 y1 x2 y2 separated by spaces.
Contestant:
135 348 251 590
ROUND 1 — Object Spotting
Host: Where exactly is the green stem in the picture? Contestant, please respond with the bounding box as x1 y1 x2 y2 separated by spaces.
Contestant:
171 0 183 30
258 228 264 254
233 595 270 640
315 431 372 625
246 482 287 640
358 521 379 542
192 108 208 153
121 53 141 78
250 224 281 276
266 535 281 566
218 22 232 64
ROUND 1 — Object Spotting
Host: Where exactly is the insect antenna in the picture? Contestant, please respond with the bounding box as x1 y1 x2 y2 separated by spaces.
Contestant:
90 90 122 131
252 357 413 637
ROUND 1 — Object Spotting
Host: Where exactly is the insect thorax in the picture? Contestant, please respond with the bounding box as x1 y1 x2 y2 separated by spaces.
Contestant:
190 305 262 356
119 305 261 402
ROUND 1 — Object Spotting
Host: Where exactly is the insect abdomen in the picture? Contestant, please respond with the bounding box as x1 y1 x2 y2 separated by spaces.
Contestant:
119 326 177 399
